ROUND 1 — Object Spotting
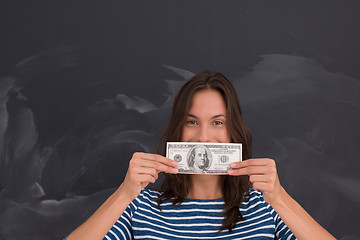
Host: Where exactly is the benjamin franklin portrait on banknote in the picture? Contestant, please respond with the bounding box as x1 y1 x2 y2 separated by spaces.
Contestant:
186 146 212 172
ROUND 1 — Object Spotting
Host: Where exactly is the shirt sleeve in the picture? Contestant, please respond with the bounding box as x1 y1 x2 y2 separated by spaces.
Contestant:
104 190 144 240
261 194 297 240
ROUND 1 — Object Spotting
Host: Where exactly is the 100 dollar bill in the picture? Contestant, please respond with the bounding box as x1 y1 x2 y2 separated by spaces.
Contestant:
166 142 242 175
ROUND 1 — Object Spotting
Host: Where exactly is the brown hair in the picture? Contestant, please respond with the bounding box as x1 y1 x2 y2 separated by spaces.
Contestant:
156 71 252 232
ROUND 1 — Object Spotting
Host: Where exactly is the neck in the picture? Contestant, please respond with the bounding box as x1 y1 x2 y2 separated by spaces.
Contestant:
187 175 223 199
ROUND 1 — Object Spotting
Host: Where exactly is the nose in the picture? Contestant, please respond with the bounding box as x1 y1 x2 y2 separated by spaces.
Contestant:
199 124 211 142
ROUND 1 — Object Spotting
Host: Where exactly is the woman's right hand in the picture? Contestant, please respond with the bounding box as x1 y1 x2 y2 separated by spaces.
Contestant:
119 152 179 200
67 152 177 240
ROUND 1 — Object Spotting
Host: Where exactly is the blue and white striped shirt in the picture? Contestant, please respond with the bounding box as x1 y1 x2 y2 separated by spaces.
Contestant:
105 188 296 239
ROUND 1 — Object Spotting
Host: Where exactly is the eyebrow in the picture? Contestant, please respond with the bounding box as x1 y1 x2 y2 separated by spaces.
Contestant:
188 114 226 119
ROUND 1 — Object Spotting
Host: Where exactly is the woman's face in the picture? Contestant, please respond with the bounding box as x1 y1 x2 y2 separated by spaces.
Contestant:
181 89 230 143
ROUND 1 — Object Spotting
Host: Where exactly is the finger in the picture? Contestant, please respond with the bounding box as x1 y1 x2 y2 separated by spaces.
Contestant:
133 152 178 167
252 182 275 193
136 174 157 184
228 165 269 176
252 182 266 191
136 159 178 174
249 175 268 183
131 152 178 173
134 167 159 180
230 158 275 168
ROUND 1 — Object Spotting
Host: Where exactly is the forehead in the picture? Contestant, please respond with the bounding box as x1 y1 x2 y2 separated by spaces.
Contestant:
189 89 226 114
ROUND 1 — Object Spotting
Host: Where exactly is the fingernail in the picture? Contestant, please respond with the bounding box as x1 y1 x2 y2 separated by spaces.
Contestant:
173 168 178 173
228 170 233 175
230 163 236 168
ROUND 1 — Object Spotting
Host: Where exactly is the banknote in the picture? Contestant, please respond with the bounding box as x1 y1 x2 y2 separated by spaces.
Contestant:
166 142 242 175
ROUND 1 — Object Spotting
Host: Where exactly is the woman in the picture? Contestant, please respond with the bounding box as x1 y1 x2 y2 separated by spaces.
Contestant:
67 72 335 239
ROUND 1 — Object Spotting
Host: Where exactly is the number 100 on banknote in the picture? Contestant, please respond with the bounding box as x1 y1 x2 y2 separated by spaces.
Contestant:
166 142 242 175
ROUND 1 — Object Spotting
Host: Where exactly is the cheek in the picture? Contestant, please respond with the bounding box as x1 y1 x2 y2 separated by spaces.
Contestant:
181 126 200 142
217 128 231 142
180 127 190 142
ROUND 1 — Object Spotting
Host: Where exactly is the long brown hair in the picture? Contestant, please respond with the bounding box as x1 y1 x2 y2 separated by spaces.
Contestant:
156 71 252 232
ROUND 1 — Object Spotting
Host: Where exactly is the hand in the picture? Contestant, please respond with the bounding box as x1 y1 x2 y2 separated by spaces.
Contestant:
119 152 178 200
228 158 283 204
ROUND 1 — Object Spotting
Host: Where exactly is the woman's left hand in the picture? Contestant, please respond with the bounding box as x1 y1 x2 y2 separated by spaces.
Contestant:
228 158 336 239
228 158 283 205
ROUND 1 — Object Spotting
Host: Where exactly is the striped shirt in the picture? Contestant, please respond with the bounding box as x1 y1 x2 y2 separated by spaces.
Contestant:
105 188 296 240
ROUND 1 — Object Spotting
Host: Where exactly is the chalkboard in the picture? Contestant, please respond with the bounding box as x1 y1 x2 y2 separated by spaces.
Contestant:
0 1 359 239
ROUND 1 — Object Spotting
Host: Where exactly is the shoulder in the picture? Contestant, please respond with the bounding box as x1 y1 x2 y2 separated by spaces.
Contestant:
240 188 272 214
140 188 162 200
128 188 162 211
136 188 161 203
245 188 266 202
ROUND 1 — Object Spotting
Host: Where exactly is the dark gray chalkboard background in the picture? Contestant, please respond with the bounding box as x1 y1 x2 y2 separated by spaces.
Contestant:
1 1 359 239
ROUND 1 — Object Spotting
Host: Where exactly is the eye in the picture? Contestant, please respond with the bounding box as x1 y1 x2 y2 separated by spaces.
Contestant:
186 120 198 125
212 120 224 125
